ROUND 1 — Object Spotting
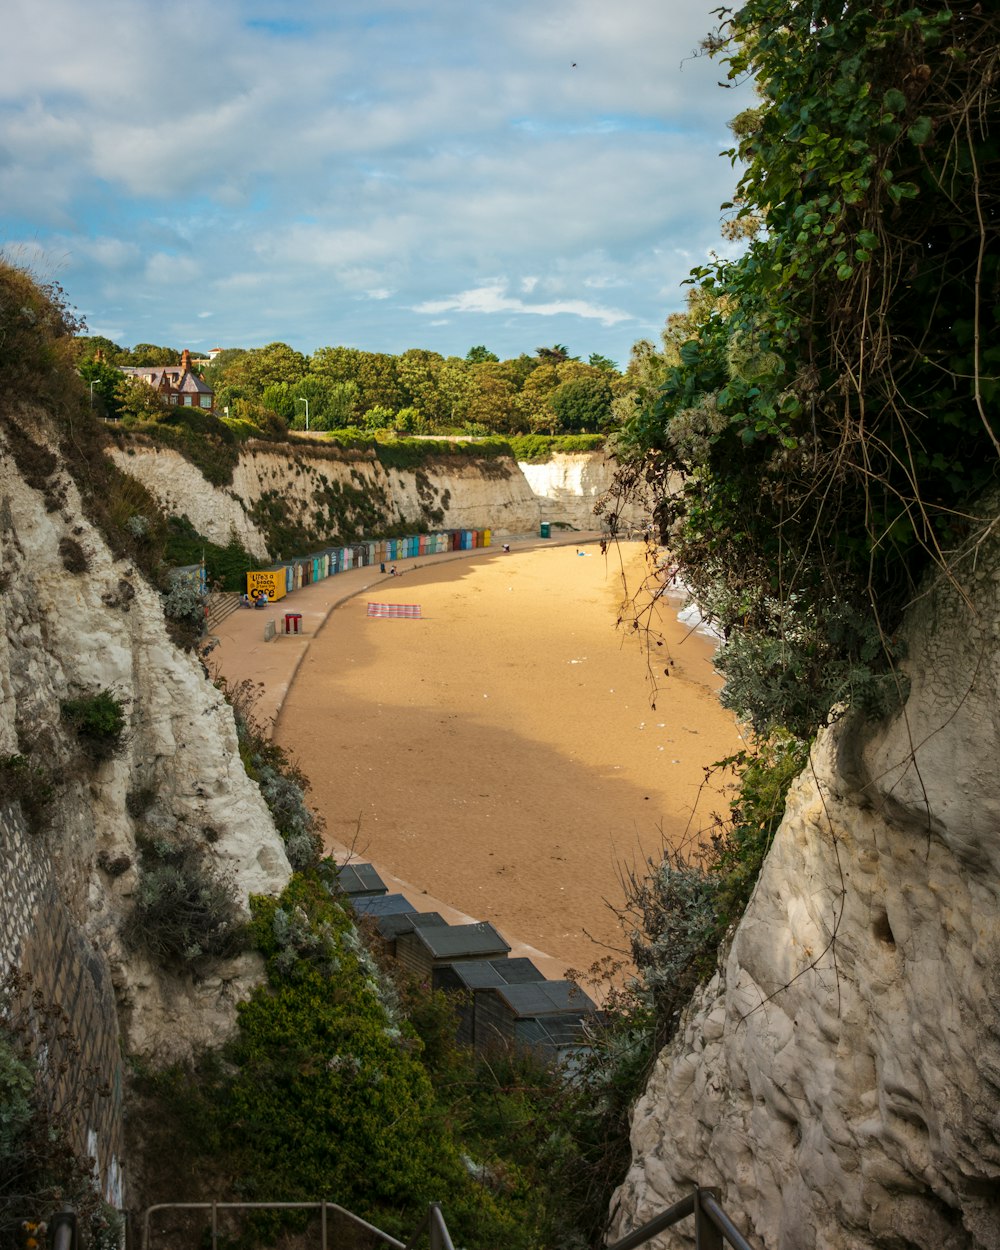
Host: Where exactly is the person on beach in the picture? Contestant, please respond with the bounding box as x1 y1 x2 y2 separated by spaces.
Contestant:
390 565 397 576
380 562 386 574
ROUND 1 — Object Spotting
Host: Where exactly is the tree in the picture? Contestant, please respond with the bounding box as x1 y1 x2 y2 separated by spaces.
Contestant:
350 351 405 416
128 343 180 366
310 346 363 385
115 376 168 425
361 405 394 431
466 363 520 433
535 344 577 364
465 345 499 364
397 349 447 426
437 356 473 428
549 373 614 433
516 364 561 434
588 352 618 372
614 0 1000 737
308 379 359 430
73 335 127 366
220 343 307 397
79 358 125 419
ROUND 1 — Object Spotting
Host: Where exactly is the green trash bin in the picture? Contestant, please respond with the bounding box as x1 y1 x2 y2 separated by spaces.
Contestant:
540 522 551 538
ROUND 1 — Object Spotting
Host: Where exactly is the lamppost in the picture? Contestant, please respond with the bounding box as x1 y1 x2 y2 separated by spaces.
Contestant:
89 380 96 410
296 396 309 431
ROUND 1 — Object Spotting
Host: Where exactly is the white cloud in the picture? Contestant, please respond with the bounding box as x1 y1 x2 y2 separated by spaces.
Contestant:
0 0 755 361
414 281 630 326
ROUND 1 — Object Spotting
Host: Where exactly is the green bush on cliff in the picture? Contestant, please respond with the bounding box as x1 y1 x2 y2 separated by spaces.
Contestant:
138 871 524 1247
60 689 127 763
506 433 605 462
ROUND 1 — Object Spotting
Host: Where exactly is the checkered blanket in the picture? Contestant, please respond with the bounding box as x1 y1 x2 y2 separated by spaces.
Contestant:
366 602 422 619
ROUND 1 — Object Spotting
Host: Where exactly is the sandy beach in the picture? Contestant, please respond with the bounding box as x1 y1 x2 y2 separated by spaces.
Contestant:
273 540 744 982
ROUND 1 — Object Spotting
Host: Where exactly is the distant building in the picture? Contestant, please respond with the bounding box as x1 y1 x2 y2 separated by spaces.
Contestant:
120 349 214 409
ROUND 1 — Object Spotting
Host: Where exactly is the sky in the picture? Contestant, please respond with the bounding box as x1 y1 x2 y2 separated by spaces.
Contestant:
1 0 755 368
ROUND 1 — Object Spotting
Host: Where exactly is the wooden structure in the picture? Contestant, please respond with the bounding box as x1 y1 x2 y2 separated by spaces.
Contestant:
333 863 388 899
395 920 510 982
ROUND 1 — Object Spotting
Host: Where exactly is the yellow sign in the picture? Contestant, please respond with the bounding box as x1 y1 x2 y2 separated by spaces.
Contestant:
247 570 286 601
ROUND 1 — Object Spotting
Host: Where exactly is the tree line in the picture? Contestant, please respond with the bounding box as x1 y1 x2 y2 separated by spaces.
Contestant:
74 336 631 437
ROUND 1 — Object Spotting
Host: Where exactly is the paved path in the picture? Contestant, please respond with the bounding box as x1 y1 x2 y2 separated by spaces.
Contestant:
210 530 601 730
209 529 604 982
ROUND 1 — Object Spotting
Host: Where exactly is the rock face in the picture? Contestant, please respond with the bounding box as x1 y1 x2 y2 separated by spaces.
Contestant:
1 408 291 1065
107 440 647 558
611 535 1000 1249
521 450 653 532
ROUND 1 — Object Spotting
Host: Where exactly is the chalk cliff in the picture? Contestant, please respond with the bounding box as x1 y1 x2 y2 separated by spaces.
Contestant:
610 523 1000 1247
1 405 292 1065
106 440 644 559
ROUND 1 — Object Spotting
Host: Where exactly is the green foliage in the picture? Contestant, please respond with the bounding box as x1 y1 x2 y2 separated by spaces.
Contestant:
128 342 179 366
60 689 126 762
505 433 605 462
80 358 126 420
374 435 512 471
549 374 615 433
224 676 324 872
124 838 248 969
163 517 256 593
0 1030 35 1161
127 410 241 486
0 259 82 418
0 754 55 834
465 345 499 364
614 0 1000 740
138 872 521 1247
0 971 111 1244
709 736 810 928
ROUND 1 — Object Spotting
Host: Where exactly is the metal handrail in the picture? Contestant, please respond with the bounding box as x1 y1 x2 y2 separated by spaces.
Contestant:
606 1187 758 1250
141 1199 455 1250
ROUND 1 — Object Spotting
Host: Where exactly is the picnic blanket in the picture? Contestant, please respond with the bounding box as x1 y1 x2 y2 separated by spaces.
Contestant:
366 602 422 619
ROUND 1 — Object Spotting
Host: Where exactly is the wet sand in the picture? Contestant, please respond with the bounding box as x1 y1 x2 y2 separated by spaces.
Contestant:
273 541 745 983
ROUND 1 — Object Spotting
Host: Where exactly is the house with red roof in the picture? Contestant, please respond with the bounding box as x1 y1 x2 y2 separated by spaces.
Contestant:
119 349 214 410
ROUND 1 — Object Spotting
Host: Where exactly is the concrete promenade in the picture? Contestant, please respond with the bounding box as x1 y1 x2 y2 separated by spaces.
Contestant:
210 530 601 730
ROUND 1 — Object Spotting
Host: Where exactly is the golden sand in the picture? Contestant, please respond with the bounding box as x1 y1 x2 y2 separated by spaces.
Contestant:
274 541 745 980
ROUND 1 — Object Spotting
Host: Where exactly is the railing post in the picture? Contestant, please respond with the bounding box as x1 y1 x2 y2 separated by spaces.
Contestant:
49 1208 78 1250
428 1203 442 1250
695 1188 723 1250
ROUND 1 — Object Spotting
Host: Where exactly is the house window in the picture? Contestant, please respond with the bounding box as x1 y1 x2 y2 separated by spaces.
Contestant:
183 395 193 406
200 396 212 408
169 395 179 404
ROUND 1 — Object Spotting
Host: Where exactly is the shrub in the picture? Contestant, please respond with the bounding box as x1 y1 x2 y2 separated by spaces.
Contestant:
0 970 111 1242
506 433 605 462
60 689 127 763
123 839 247 969
135 873 521 1247
0 754 55 833
221 675 324 872
58 536 89 573
161 577 206 647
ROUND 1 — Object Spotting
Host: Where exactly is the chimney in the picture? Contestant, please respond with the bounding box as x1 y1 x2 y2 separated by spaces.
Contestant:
180 349 192 372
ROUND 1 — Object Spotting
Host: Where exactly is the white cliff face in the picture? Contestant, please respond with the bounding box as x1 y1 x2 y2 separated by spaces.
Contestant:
611 534 1000 1249
520 451 653 532
1 414 291 1063
107 440 639 559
